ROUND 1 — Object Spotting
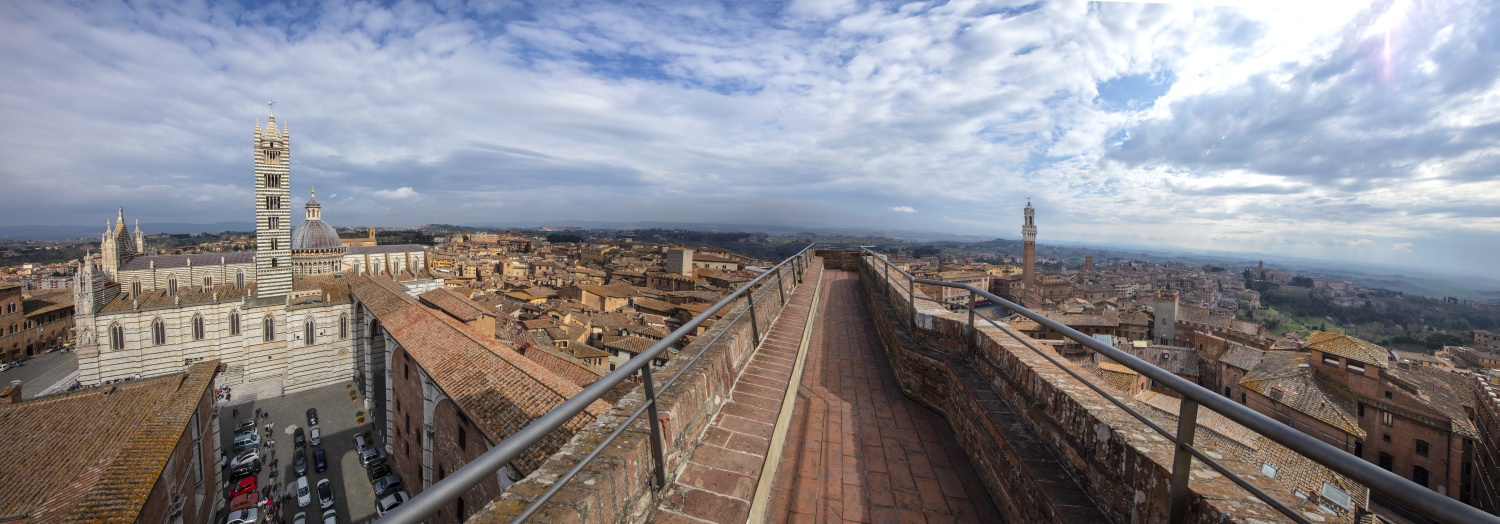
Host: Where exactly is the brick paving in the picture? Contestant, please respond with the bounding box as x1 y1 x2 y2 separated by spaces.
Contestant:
769 271 1002 524
656 260 825 523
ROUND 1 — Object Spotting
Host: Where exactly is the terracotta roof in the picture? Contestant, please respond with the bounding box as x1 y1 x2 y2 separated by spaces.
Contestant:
577 284 636 299
348 275 609 473
631 297 677 314
514 344 605 390
22 291 72 317
119 251 255 271
1219 344 1267 372
601 335 658 355
1239 352 1364 437
419 287 491 324
1121 345 1199 377
1306 333 1390 368
0 361 218 522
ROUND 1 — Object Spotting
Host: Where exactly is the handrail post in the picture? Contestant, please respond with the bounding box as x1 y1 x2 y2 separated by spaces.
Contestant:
967 290 977 356
775 267 787 306
748 291 761 345
641 364 668 490
884 257 891 299
907 277 916 330
1169 398 1199 524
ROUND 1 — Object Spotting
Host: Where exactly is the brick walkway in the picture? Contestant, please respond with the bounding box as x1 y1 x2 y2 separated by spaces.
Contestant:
769 271 1002 523
656 260 825 523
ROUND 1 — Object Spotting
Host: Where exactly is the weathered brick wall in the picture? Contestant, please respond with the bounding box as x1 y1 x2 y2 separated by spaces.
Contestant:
816 249 861 270
857 254 1320 523
477 259 816 523
390 347 426 496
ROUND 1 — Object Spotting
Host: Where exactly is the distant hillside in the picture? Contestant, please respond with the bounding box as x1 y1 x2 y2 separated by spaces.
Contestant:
0 222 255 240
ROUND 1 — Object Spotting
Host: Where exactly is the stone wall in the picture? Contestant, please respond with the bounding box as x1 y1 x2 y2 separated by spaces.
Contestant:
856 253 1325 523
476 256 816 523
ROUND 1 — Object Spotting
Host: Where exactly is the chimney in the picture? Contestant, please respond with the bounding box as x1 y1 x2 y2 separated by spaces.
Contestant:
2 380 22 404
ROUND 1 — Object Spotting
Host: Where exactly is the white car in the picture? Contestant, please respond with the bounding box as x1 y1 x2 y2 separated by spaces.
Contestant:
316 478 335 510
229 450 260 469
292 512 307 524
320 509 337 524
375 491 409 516
295 476 311 507
224 508 258 524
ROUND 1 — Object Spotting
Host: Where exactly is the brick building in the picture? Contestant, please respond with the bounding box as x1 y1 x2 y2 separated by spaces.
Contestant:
349 276 610 523
0 361 219 522
0 285 74 360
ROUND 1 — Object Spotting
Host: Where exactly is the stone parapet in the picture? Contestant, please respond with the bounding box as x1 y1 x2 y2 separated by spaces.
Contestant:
857 252 1327 523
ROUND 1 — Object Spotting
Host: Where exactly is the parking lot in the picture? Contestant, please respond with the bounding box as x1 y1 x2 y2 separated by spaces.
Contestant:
217 382 390 524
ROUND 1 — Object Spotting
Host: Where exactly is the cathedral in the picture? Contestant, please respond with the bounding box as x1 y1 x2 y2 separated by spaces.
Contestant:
71 109 435 390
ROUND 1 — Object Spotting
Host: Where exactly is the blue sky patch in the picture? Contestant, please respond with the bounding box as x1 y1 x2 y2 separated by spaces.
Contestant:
1096 71 1176 111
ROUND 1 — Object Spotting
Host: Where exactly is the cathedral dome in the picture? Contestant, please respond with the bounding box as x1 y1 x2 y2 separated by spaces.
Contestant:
291 218 343 251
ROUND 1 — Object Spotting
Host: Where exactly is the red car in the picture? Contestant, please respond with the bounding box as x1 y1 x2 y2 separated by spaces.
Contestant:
230 476 256 498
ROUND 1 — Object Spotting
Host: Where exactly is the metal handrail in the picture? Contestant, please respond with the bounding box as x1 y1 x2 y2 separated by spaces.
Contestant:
377 244 817 524
859 248 1497 524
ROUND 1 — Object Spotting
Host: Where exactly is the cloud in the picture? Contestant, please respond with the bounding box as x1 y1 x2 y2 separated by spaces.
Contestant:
373 187 421 200
1391 243 1414 253
0 0 1495 276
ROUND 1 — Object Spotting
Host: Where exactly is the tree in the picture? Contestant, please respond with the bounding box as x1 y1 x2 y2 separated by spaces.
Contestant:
1290 276 1315 288
911 246 940 258
546 233 583 244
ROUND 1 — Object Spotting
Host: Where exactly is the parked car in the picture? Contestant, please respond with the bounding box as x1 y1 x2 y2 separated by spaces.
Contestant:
234 419 256 434
316 478 334 510
307 408 319 427
294 450 308 477
223 508 258 524
313 448 328 473
375 491 409 517
229 476 256 498
229 492 259 512
230 450 260 469
292 513 307 524
229 461 261 481
294 427 306 449
358 446 385 467
309 426 321 446
352 434 368 451
371 473 403 498
321 509 337 524
295 476 311 507
232 432 260 453
0 363 10 372
365 462 391 481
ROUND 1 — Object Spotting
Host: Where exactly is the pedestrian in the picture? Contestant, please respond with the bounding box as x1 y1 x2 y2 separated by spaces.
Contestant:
233 407 239 417
226 391 231 401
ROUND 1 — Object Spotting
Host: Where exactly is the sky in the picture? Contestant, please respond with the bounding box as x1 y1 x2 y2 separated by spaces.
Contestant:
1 0 1497 277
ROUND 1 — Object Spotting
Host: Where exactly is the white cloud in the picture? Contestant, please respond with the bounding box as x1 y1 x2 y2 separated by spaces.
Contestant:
889 206 917 213
373 187 421 200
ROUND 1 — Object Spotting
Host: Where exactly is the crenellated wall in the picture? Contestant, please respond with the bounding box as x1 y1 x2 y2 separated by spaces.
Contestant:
476 257 817 522
856 252 1328 523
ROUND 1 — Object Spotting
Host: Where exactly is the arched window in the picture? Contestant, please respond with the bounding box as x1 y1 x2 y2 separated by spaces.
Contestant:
152 318 167 345
192 315 205 340
305 320 316 345
236 270 245 289
167 275 178 295
263 316 276 342
110 323 125 350
230 310 241 335
131 281 142 297
203 275 212 288
339 314 349 339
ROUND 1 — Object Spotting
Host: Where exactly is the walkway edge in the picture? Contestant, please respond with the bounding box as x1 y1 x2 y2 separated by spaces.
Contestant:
746 266 825 523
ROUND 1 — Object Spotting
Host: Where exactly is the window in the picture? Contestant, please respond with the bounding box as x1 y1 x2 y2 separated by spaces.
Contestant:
192 315 205 340
131 281 142 297
1385 391 1392 399
1358 404 1365 417
152 319 166 345
457 498 465 520
230 311 241 335
458 427 467 450
1354 441 1363 457
167 276 178 295
110 323 125 350
1322 354 1340 367
203 276 212 288
269 217 280 230
1261 462 1278 478
1321 482 1351 511
1382 411 1394 427
263 316 275 342
236 271 245 289
1383 434 1391 442
1415 440 1429 457
1347 360 1365 375
1412 466 1429 487
405 414 410 435
340 314 348 339
1223 386 1231 397
1378 452 1393 470
305 320 315 345
404 441 410 458
271 258 278 268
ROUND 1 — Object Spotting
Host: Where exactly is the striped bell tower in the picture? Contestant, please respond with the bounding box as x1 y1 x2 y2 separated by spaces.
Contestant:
254 103 292 299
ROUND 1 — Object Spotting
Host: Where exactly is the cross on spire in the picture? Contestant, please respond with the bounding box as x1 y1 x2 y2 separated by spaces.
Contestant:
267 99 275 116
